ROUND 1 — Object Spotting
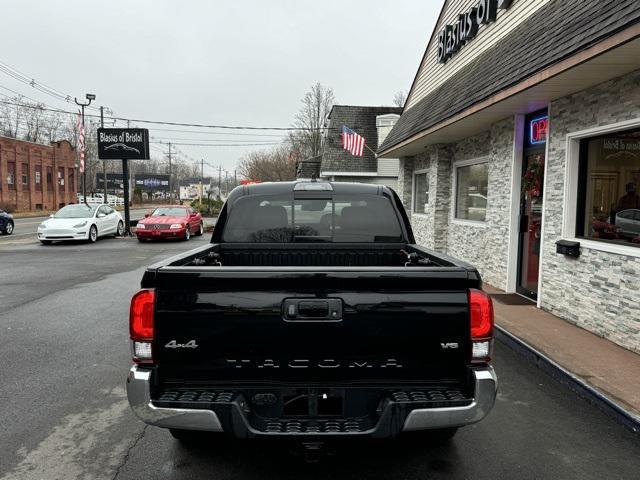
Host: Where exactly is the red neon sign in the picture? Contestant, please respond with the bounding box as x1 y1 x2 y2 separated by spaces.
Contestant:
530 116 548 145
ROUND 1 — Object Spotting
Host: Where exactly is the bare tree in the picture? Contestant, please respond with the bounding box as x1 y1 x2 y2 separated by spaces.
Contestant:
238 145 297 182
392 90 408 108
189 162 201 179
289 83 335 159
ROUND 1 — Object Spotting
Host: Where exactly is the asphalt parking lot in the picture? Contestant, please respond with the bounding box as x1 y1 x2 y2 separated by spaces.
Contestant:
0 235 639 479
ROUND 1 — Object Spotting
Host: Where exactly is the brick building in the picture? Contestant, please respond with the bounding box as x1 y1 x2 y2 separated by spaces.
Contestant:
379 0 640 353
0 136 77 212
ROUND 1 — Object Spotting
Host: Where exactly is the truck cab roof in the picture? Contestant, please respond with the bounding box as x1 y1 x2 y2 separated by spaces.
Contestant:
229 181 394 202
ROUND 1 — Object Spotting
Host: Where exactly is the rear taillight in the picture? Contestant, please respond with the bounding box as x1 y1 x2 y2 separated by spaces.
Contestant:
130 289 155 364
469 289 494 363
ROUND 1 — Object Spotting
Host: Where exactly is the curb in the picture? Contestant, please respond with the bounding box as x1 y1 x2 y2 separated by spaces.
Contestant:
495 325 640 435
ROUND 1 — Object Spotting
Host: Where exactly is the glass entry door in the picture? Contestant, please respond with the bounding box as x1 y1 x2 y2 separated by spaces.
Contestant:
517 111 548 300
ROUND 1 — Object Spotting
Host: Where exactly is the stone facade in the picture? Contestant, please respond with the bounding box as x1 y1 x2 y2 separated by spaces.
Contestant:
400 118 514 290
0 137 77 212
540 69 640 354
399 69 640 354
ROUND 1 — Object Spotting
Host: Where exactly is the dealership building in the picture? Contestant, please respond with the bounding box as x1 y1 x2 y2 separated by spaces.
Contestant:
379 0 640 353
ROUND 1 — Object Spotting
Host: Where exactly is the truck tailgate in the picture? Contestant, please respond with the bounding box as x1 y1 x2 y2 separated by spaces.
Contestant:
151 267 474 385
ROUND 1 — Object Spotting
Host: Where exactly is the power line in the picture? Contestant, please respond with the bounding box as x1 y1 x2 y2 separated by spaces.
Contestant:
150 141 285 147
0 99 335 132
0 59 102 111
146 126 287 137
148 135 289 143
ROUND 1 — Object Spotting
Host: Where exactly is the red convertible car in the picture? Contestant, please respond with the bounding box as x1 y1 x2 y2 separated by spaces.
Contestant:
135 206 203 242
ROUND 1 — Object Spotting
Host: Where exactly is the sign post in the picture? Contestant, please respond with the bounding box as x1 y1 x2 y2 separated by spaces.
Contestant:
97 128 150 236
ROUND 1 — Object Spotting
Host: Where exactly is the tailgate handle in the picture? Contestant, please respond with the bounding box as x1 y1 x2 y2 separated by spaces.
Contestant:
283 299 342 322
299 301 329 317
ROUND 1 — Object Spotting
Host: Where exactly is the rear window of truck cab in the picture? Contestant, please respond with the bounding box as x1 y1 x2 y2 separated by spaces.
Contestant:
222 194 404 243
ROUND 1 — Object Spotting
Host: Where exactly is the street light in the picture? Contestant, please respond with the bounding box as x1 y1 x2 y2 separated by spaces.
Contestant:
75 93 96 205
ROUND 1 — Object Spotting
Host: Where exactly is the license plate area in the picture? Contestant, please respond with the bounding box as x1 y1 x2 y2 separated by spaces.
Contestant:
282 388 344 417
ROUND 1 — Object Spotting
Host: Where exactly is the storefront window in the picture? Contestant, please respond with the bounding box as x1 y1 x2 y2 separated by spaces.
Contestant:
413 171 429 214
455 161 488 222
577 127 640 247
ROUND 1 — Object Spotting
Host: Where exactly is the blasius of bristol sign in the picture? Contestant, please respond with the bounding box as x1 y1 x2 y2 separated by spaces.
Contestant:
97 128 150 160
437 0 515 64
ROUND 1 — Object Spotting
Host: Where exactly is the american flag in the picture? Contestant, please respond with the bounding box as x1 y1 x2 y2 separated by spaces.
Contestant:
341 125 365 157
77 110 85 173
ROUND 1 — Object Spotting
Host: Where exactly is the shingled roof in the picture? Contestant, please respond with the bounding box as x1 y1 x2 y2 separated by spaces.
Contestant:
380 0 640 154
322 105 402 174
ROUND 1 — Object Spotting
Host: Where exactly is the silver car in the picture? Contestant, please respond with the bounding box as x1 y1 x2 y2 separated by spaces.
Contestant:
615 209 640 238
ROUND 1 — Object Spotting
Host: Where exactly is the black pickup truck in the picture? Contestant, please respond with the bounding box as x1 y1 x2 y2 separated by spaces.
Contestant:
126 181 497 445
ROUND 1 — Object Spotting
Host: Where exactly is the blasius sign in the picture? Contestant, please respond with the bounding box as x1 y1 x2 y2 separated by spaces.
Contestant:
437 0 515 64
97 128 150 160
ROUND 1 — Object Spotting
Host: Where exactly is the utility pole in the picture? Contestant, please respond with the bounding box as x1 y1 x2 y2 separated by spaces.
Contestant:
234 169 237 188
101 106 107 203
74 93 96 205
164 142 174 202
199 158 204 208
225 170 229 198
218 165 222 201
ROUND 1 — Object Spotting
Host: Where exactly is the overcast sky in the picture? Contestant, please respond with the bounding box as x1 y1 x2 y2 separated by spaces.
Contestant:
1 0 443 176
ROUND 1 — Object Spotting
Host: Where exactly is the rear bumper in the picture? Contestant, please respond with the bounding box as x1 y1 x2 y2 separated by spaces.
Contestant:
402 367 497 430
126 366 497 436
127 366 223 432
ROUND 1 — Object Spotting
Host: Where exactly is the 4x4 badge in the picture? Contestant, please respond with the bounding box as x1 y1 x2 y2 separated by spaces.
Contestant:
165 340 198 349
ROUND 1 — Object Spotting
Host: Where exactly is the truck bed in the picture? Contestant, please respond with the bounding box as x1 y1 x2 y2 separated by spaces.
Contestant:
150 243 469 268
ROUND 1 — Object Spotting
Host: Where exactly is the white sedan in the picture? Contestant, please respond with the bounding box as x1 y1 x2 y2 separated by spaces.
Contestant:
37 204 124 245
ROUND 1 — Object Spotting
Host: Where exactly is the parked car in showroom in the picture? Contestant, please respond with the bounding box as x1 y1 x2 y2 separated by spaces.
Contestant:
615 209 640 239
135 205 203 242
0 208 14 235
37 204 124 245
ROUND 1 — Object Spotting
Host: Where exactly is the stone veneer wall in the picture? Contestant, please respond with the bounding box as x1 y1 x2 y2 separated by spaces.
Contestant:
399 118 515 290
541 69 640 353
445 118 514 290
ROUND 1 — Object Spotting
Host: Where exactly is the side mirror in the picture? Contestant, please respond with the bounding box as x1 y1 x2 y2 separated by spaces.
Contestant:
144 213 151 218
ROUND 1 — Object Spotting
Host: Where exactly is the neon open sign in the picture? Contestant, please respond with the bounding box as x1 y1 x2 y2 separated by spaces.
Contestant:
530 116 548 145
